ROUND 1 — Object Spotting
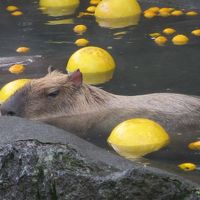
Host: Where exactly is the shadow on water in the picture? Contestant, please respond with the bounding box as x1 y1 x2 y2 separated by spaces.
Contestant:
1 0 200 183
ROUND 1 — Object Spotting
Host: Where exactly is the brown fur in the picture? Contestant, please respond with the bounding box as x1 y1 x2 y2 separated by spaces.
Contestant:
1 71 200 140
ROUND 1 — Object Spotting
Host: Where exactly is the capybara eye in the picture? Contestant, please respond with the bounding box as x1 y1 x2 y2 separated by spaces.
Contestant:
47 90 60 97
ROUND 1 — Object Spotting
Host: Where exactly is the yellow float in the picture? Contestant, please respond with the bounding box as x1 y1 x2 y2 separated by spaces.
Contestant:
66 46 116 84
107 118 170 159
172 34 189 45
178 163 196 171
94 0 141 28
154 36 168 46
39 0 80 17
0 79 30 103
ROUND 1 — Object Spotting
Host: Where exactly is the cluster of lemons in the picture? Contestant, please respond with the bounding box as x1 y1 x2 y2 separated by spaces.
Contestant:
144 6 198 19
6 5 23 16
178 141 200 171
150 27 200 46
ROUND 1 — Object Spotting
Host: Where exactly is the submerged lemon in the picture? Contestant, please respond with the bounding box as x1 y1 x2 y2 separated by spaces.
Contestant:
163 28 176 35
6 5 19 12
95 0 141 28
154 36 168 46
188 141 200 150
74 38 89 46
172 34 189 45
191 29 200 36
66 46 115 84
0 79 30 103
178 163 196 171
108 118 170 159
73 25 87 34
39 0 80 16
186 11 198 16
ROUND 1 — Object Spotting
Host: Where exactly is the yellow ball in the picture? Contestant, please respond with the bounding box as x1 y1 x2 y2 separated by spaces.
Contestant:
171 10 184 16
154 36 168 46
191 29 200 36
66 46 115 84
86 6 96 13
163 28 176 35
188 141 200 150
95 0 141 28
178 163 196 171
73 25 87 34
39 0 80 16
0 79 30 103
74 38 89 47
144 11 157 19
186 11 198 16
107 118 170 159
172 34 189 45
6 5 19 12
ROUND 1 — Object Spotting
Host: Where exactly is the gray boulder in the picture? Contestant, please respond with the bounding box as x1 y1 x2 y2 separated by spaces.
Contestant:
0 117 199 200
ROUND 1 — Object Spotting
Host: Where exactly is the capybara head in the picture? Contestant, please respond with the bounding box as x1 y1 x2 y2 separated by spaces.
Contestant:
0 70 83 119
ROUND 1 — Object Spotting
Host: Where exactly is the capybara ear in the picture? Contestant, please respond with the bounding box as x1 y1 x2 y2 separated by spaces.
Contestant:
47 66 55 73
68 69 83 87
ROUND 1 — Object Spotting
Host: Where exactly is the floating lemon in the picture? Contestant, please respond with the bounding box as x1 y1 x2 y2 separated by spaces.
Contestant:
107 118 170 159
178 163 196 171
159 12 170 17
6 5 19 12
154 36 168 46
172 34 189 45
159 7 174 13
163 28 176 35
146 7 160 13
0 79 30 103
95 0 141 28
186 11 198 16
149 32 161 38
191 29 200 36
90 0 101 5
171 10 183 16
66 46 115 84
73 25 87 34
16 47 30 53
9 64 25 74
86 6 96 13
39 0 80 17
74 38 89 47
11 11 23 16
188 141 200 150
144 11 156 19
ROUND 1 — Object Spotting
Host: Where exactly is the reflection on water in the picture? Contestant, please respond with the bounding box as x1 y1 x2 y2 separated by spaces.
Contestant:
39 0 80 17
1 0 200 183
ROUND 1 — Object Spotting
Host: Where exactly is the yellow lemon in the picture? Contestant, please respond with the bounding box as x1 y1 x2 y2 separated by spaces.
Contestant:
0 79 30 103
154 36 168 46
74 38 89 47
11 11 23 16
146 7 160 13
107 118 170 159
188 141 200 150
186 11 198 16
144 11 157 19
95 0 141 28
39 0 80 16
90 0 101 5
66 46 115 84
191 29 200 36
16 47 30 53
172 34 189 45
6 5 19 12
9 64 25 74
171 10 184 16
73 25 87 34
163 28 176 35
86 6 96 13
149 32 161 38
178 163 196 171
158 11 171 17
159 7 174 13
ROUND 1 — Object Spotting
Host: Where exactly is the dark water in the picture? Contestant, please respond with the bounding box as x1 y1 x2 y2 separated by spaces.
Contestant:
1 0 200 183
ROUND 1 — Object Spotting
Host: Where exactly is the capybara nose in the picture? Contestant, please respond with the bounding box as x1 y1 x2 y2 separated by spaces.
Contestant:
1 108 16 116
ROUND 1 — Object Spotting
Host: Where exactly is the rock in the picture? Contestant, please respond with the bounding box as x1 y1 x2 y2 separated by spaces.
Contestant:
0 117 199 200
